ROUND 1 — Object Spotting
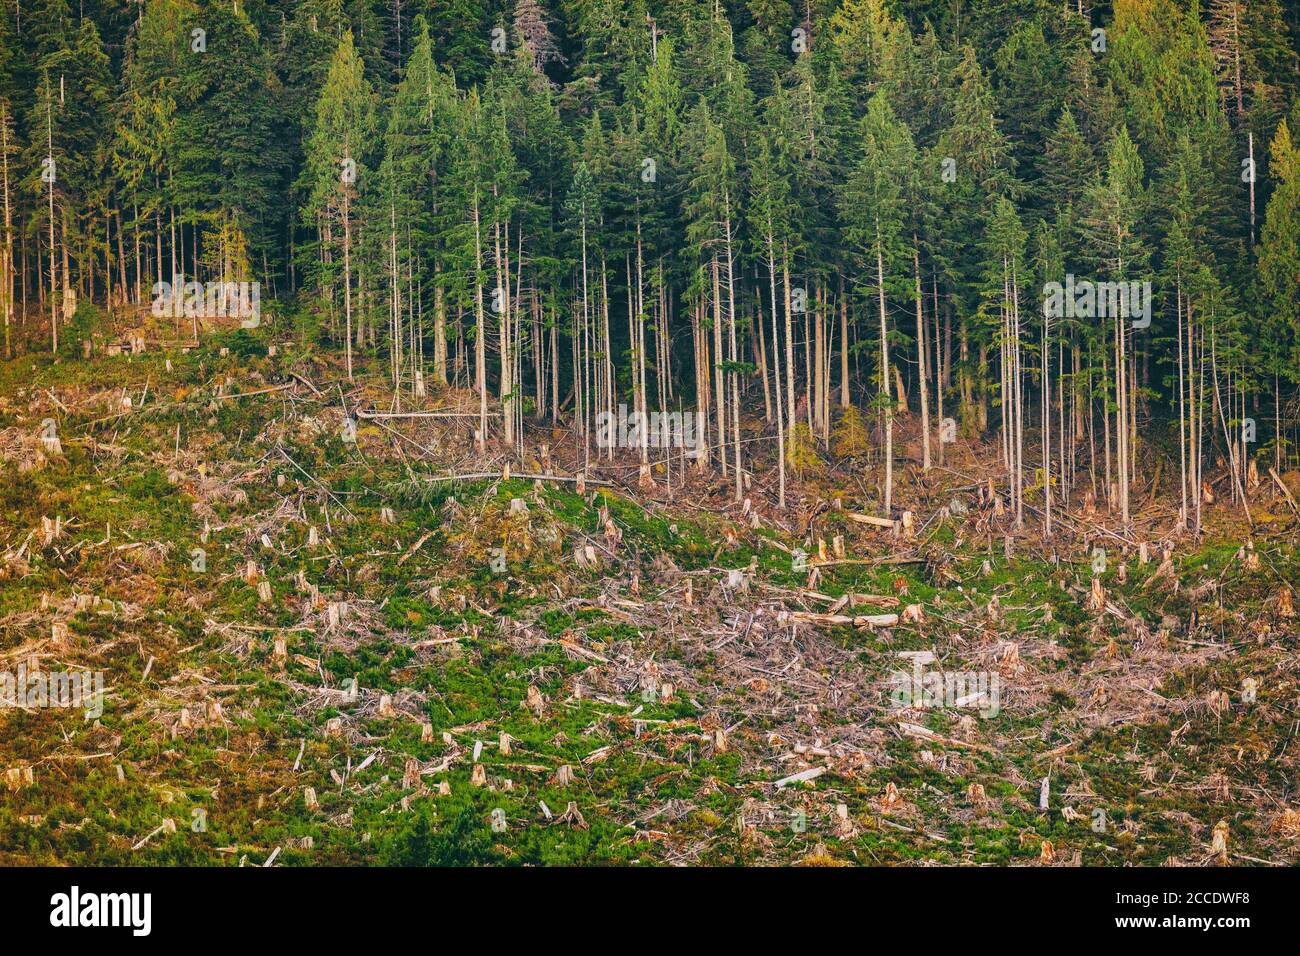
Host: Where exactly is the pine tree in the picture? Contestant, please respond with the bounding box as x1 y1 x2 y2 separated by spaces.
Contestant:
684 100 742 497
173 5 283 280
1259 119 1299 392
374 17 459 391
1040 107 1095 211
840 90 916 516
301 29 378 379
1079 125 1150 526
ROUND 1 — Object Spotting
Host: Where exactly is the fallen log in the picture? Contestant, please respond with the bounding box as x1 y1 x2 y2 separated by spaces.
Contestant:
779 610 900 629
847 512 899 530
1269 467 1299 515
397 531 433 565
774 766 829 789
424 471 613 487
803 591 901 609
357 409 502 419
215 383 293 402
895 721 997 754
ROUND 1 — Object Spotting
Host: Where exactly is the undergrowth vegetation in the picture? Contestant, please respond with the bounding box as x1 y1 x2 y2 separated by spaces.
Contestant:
1 344 1297 866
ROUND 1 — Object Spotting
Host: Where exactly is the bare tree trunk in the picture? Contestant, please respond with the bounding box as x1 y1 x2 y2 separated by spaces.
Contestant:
472 188 486 452
578 214 590 463
636 222 648 471
433 266 447 384
839 275 849 410
1115 247 1129 525
1193 305 1204 534
876 223 892 517
724 195 741 501
813 281 825 438
1176 278 1188 529
1 107 11 359
1042 281 1051 537
712 255 726 477
1008 261 1019 530
602 261 613 459
1210 320 1252 524
495 207 514 450
46 97 57 353
389 204 400 394
914 245 930 471
933 275 944 467
692 297 710 470
755 288 772 422
342 183 353 379
1274 372 1281 474
766 229 786 508
782 245 795 435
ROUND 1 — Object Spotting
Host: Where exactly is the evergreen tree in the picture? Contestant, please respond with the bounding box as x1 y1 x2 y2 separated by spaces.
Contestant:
1259 119 1299 382
839 90 915 515
301 29 378 379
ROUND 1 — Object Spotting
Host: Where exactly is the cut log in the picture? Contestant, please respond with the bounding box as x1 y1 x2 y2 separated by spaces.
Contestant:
847 512 898 530
780 610 899 629
1270 468 1299 515
774 766 828 789
896 721 997 754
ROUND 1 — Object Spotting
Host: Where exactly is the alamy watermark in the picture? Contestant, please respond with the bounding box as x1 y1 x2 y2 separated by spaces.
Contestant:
1043 275 1152 329
50 886 151 936
596 404 704 455
889 651 1000 718
1 664 104 719
152 276 261 328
